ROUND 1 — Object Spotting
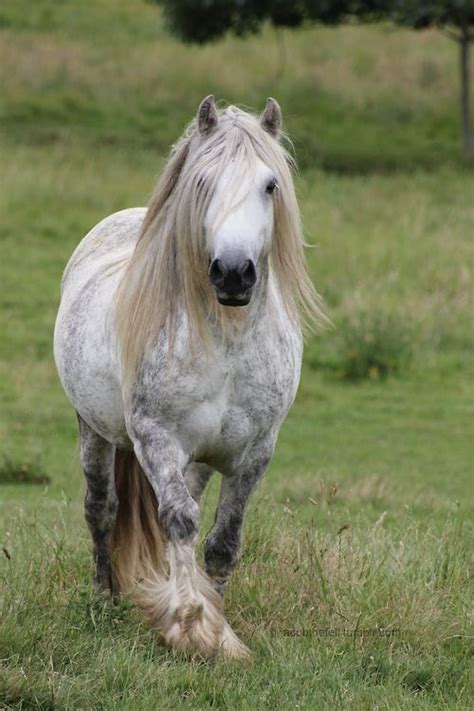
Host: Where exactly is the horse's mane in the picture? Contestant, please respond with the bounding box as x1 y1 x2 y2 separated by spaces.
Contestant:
115 104 325 384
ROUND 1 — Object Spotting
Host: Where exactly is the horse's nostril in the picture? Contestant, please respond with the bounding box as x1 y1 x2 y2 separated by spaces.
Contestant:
209 257 256 296
208 259 226 287
239 260 257 289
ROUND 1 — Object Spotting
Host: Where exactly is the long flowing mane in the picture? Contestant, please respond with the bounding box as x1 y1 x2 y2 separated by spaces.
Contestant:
115 104 325 384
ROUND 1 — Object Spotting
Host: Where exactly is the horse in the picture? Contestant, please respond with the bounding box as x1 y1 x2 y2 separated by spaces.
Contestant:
54 96 324 660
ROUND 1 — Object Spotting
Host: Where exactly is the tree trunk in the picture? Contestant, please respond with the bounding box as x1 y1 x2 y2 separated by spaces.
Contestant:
460 27 473 162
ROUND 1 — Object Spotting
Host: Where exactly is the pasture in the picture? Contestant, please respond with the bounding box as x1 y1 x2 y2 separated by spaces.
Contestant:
0 0 473 707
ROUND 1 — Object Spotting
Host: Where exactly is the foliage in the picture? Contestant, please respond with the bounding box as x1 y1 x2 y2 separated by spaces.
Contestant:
391 0 474 31
155 0 474 44
341 312 413 380
155 0 352 44
310 310 414 380
0 456 50 485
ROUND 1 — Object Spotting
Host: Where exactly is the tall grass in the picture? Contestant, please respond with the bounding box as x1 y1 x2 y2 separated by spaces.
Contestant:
1 499 472 707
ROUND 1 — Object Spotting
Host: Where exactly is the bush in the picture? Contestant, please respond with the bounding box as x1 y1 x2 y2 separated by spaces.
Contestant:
307 309 414 380
338 310 414 380
0 455 50 485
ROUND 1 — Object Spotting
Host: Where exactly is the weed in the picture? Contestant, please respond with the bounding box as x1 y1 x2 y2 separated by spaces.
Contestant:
0 456 51 485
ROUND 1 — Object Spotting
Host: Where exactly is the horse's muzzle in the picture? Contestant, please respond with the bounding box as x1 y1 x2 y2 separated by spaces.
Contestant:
208 258 257 307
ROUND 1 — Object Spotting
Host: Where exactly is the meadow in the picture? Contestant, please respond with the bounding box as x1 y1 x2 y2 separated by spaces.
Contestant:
0 0 473 707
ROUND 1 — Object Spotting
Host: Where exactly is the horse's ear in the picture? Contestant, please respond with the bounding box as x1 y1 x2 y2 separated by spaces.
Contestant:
198 95 219 134
260 97 282 138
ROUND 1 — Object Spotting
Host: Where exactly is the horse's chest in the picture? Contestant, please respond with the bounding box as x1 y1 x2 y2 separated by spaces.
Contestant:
132 325 302 465
180 342 300 458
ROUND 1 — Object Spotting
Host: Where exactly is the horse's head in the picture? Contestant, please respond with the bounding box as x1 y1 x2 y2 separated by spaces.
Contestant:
196 96 283 307
116 96 323 380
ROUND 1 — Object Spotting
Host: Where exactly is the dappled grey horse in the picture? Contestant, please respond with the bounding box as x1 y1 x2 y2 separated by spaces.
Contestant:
54 96 323 659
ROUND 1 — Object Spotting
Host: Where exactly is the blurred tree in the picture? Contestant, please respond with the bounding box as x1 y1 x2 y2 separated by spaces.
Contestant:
155 2 354 44
353 2 474 160
389 1 474 161
156 0 473 161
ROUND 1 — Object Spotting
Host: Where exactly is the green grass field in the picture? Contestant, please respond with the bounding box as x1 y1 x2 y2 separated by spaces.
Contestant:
1 1 473 708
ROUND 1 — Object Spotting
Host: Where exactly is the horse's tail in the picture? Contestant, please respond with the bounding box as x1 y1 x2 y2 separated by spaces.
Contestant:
110 449 167 594
110 449 250 660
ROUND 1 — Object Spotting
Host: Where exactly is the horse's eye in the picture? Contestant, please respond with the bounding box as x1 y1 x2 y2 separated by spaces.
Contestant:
266 179 278 195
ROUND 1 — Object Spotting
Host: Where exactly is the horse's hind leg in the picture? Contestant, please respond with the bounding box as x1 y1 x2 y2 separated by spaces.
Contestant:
77 415 118 594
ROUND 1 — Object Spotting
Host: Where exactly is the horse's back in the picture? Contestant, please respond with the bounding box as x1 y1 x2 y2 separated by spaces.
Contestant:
61 207 146 294
54 208 145 446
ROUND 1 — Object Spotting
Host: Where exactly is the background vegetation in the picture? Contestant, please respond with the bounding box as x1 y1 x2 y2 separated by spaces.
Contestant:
0 0 472 707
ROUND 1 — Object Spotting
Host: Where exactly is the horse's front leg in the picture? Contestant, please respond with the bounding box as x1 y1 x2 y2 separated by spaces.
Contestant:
204 445 274 595
131 427 200 542
129 423 227 654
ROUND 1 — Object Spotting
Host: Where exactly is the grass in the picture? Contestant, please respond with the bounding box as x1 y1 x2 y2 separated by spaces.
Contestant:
1 505 471 707
0 0 473 708
0 0 468 171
